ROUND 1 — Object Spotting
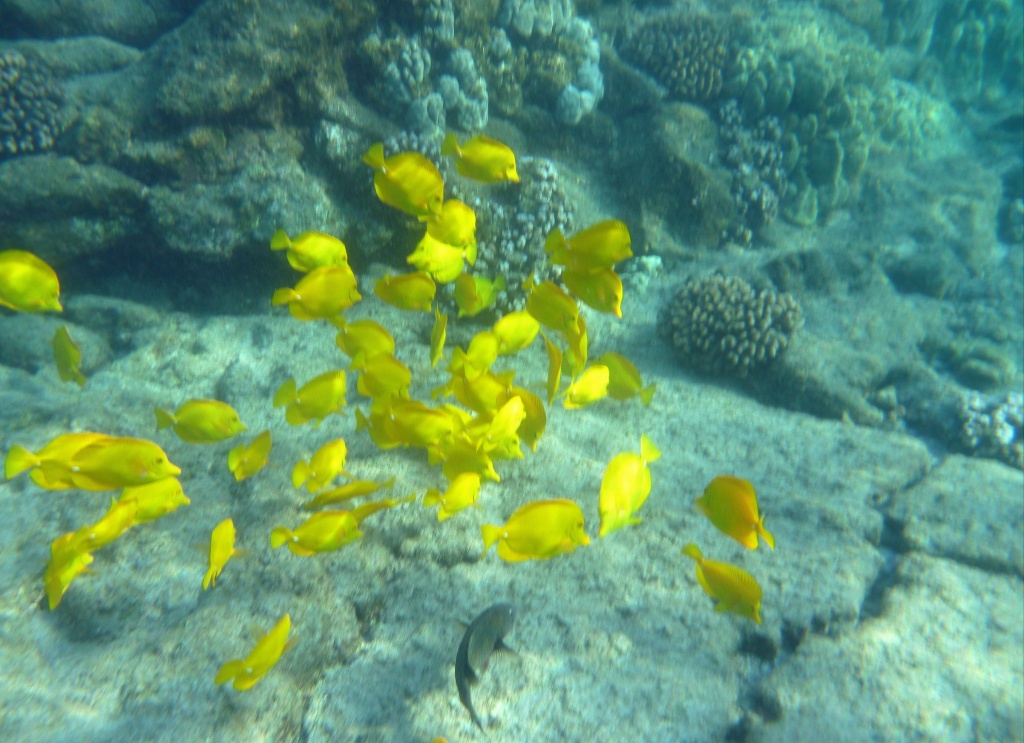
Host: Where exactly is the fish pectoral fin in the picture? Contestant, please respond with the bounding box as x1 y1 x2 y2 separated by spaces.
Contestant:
713 601 734 614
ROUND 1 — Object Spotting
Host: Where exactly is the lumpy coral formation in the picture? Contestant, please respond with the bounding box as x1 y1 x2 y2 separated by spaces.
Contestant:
0 50 62 158
661 274 803 377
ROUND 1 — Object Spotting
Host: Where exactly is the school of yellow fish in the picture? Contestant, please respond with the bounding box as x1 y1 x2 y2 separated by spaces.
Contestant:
0 131 781 710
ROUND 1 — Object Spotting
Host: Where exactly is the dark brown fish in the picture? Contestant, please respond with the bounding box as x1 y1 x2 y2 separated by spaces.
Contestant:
455 602 516 731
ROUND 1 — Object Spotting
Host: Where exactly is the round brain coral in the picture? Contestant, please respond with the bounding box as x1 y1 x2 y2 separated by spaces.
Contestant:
0 51 62 158
662 274 803 377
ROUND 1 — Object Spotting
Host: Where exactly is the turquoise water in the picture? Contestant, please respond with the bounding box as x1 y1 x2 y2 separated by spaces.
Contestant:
0 2 1022 741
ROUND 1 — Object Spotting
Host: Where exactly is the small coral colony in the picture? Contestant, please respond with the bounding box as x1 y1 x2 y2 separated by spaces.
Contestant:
1 132 776 695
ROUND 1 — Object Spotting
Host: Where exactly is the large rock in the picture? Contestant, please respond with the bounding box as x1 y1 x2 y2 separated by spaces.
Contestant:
0 0 200 48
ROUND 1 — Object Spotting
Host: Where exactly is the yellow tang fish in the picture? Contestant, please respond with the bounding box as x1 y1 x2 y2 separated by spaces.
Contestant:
562 364 609 410
696 475 776 550
433 436 500 483
72 498 138 553
384 398 456 449
442 132 520 183
362 142 444 217
351 352 412 402
374 271 436 312
542 332 563 407
562 267 624 318
430 305 448 368
563 312 588 379
544 219 632 271
681 544 763 624
423 198 477 253
51 325 85 387
270 228 348 272
0 249 62 313
155 399 246 444
453 273 505 317
227 430 272 482
117 477 190 524
597 351 656 405
408 232 472 284
333 317 396 360
597 434 661 537
270 510 364 555
301 476 396 510
44 533 93 610
204 518 246 590
5 431 110 485
451 330 499 380
424 472 481 521
291 438 349 493
481 498 590 562
464 396 526 461
40 437 181 491
215 613 294 690
271 265 361 321
525 280 579 334
273 370 347 426
492 310 539 355
497 385 546 452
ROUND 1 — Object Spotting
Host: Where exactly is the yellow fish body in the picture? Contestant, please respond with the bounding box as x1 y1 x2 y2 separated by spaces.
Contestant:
497 385 546 452
44 533 93 610
333 317 396 360
362 142 444 217
271 265 361 321
465 396 526 461
270 510 363 555
215 613 293 690
383 398 456 449
682 544 763 624
442 133 519 183
51 325 85 386
155 399 246 444
563 312 588 378
374 271 436 312
696 475 775 550
562 364 610 410
424 199 477 254
562 267 624 318
597 351 655 405
492 310 540 355
408 232 473 284
542 333 563 406
117 477 190 524
454 273 505 318
291 438 349 492
434 436 500 483
430 305 448 368
270 229 348 272
481 498 590 562
451 330 499 381
272 370 347 426
301 476 396 510
39 437 180 491
72 498 138 552
351 352 412 402
5 432 110 484
525 280 579 334
0 249 62 313
424 472 481 521
204 518 245 590
598 434 661 537
544 219 632 271
227 430 272 482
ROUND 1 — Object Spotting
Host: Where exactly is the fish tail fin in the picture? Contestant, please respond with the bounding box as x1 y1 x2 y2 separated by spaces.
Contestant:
272 379 296 408
465 241 477 267
269 527 291 550
202 567 217 591
494 275 507 292
423 488 441 507
269 229 291 251
214 659 243 686
639 384 657 406
639 434 661 463
154 408 175 430
441 132 459 156
757 517 776 550
681 543 702 563
480 524 503 555
544 228 567 257
290 461 308 490
4 445 39 479
270 288 295 307
361 142 385 169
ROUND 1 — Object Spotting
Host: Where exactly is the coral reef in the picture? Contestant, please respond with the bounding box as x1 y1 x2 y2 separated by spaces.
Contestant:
618 14 732 104
0 50 62 158
661 274 804 377
956 390 1023 471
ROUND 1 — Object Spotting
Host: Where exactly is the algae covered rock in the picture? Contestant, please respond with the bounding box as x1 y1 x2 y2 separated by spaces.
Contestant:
0 49 63 158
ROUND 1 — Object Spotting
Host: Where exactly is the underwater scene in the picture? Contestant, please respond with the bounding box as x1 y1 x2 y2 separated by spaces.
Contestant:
0 0 1022 740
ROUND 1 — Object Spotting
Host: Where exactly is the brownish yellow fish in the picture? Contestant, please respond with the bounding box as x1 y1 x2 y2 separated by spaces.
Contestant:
51 325 85 386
